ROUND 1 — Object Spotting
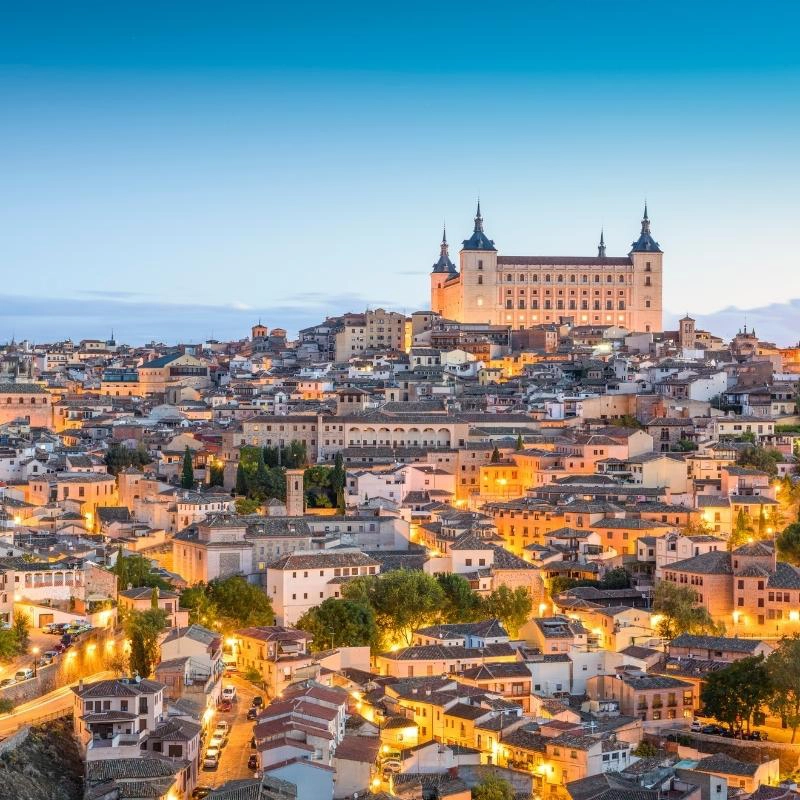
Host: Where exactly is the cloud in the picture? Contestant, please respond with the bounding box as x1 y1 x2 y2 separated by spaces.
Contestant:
79 289 149 299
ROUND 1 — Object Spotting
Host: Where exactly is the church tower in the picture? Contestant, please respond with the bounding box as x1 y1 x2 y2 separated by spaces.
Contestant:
459 200 498 324
679 315 696 349
430 226 457 316
629 204 663 333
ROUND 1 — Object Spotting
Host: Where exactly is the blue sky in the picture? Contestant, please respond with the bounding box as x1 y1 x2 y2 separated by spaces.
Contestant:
1 1 799 344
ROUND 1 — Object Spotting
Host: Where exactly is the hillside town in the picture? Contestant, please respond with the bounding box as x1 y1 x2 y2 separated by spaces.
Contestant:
0 249 799 800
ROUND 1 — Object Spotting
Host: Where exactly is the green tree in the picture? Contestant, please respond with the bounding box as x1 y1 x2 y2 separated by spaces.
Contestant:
472 773 514 800
436 573 482 623
652 581 725 639
490 446 501 463
701 656 772 734
766 635 800 742
235 496 261 515
104 442 152 476
777 476 800 524
0 629 19 661
297 598 380 652
180 576 274 632
738 445 784 476
330 453 346 496
729 508 754 550
113 552 171 590
343 570 445 647
181 446 195 490
778 523 800 566
633 741 658 757
209 463 225 487
515 434 524 451
11 612 30 653
125 608 168 678
548 576 599 596
481 585 532 638
235 462 248 495
599 567 631 590
304 465 336 508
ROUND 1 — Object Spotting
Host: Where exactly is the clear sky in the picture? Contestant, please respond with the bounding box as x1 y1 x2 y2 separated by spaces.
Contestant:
1 1 799 344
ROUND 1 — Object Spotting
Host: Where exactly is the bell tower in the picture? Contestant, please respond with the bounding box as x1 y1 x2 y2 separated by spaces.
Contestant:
629 204 663 333
459 200 498 324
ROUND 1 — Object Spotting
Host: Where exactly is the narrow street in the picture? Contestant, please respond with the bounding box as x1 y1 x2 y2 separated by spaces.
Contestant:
201 674 260 789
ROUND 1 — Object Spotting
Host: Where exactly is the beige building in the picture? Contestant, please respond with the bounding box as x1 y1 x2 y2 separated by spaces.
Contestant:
334 308 407 361
431 203 663 333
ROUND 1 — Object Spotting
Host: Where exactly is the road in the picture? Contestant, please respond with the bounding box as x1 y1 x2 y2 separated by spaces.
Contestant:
0 629 65 683
0 670 114 737
200 674 260 790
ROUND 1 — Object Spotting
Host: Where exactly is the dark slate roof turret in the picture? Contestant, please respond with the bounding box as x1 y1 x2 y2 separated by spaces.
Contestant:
597 229 606 258
629 203 662 253
432 225 458 273
462 199 497 251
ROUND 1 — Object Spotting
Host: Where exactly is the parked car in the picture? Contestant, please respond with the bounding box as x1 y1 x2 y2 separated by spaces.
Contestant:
221 685 237 701
247 754 259 770
208 733 226 750
251 695 264 708
215 720 230 734
191 788 212 799
202 748 220 770
0 678 15 689
14 669 34 682
43 650 59 661
52 643 65 654
220 699 232 712
690 721 703 732
247 707 258 720
250 736 257 750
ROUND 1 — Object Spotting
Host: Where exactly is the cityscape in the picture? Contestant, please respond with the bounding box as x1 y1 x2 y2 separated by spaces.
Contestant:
2 4 800 800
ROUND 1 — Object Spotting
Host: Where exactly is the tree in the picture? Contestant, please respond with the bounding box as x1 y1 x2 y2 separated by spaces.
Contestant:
235 462 248 496
104 442 152 476
481 585 532 638
767 635 800 742
548 576 599 596
778 523 800 566
11 612 30 653
738 444 784 476
343 570 445 647
181 446 195 490
235 496 261 515
729 508 754 550
113 552 171 591
437 573 482 623
209 463 225 487
701 656 772 734
297 598 380 652
472 773 514 800
515 434 524 451
776 476 800 524
599 567 631 590
125 608 168 678
652 581 725 639
180 576 274 633
304 465 336 508
330 453 346 511
0 629 19 661
490 446 501 463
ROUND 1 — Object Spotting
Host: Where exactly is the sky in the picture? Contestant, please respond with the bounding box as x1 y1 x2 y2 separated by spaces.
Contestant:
1 1 799 344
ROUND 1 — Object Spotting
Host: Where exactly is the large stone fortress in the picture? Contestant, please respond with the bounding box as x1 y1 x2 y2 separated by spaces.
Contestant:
430 203 663 332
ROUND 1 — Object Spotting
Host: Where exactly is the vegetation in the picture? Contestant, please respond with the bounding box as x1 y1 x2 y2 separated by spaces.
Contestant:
180 446 195 489
472 773 514 800
437 573 483 623
124 608 168 678
777 523 800 566
343 570 445 646
481 584 532 637
652 581 725 639
598 567 631 589
208 462 225 487
548 576 600 596
766 634 800 742
0 612 32 662
777 476 800 524
297 598 380 652
113 549 172 590
0 697 14 714
490 446 501 463
180 575 274 632
633 741 658 757
104 442 152 476
700 655 771 735
737 444 784 476
609 414 645 430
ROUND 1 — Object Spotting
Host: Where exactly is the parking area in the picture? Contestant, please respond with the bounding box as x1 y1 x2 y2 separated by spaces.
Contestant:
200 674 261 790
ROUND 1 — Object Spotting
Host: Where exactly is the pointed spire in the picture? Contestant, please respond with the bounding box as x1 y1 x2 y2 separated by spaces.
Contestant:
640 202 651 235
597 229 606 258
432 223 457 273
629 202 661 254
474 198 484 233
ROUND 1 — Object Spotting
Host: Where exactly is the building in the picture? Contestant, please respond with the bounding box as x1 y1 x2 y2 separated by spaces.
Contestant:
431 203 663 333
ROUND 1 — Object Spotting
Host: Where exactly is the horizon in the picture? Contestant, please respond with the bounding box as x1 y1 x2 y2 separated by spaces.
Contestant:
1 1 799 344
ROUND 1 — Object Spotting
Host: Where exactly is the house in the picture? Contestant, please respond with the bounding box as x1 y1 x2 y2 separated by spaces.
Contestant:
234 626 318 699
118 586 189 628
